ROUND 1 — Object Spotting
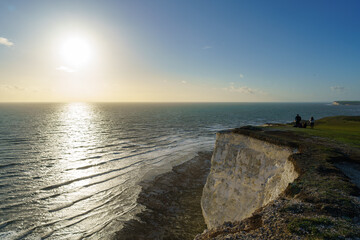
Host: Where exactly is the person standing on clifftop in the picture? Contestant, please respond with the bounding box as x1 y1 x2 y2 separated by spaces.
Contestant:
295 114 301 127
309 116 315 129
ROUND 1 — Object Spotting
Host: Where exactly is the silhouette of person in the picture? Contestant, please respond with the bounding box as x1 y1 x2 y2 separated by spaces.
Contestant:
309 116 315 129
295 114 301 127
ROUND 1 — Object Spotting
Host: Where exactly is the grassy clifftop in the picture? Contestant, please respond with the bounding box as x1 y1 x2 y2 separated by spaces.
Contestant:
279 116 360 148
196 116 360 239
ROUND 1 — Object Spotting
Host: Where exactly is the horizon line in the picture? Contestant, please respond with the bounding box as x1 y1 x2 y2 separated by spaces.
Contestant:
0 101 341 104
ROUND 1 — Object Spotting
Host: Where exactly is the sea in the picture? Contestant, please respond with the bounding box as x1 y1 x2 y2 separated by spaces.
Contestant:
0 102 359 239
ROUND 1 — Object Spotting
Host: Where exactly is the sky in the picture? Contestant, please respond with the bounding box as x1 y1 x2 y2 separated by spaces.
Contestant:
0 0 359 102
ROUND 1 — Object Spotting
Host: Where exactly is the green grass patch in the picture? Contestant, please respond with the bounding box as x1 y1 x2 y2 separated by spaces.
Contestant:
288 217 332 236
274 116 360 147
288 217 359 239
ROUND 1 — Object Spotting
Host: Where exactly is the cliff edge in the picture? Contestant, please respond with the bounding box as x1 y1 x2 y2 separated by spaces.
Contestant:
196 117 360 239
201 131 298 229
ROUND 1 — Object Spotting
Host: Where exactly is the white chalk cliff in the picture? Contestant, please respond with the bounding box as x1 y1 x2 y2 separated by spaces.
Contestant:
201 131 298 229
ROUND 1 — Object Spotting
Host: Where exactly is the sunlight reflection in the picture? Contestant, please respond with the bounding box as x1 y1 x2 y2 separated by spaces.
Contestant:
61 103 93 161
55 102 101 188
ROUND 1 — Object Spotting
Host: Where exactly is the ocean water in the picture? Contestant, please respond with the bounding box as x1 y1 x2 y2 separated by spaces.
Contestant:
0 102 359 239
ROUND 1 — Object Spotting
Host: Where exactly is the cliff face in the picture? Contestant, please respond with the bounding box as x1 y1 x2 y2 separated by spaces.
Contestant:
197 127 360 240
201 131 298 229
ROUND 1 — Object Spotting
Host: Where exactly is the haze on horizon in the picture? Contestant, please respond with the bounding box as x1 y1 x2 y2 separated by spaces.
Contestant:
0 0 359 103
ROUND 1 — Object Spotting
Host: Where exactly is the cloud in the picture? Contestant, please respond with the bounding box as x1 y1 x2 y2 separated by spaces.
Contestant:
0 84 25 91
57 66 75 73
181 80 187 84
0 85 40 94
225 85 255 94
222 83 264 95
0 37 14 46
330 86 345 92
239 74 244 79
202 46 213 50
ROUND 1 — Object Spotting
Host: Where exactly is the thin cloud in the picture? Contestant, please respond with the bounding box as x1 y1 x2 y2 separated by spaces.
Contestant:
239 74 244 79
223 83 264 95
0 84 25 91
181 80 187 84
202 46 213 50
226 85 254 94
0 37 14 46
330 86 345 92
57 66 76 73
0 84 40 93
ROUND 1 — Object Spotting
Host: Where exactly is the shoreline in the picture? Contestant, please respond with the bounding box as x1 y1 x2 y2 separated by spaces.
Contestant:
115 151 212 240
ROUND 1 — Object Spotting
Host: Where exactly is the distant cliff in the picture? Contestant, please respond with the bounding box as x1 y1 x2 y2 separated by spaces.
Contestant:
332 101 360 105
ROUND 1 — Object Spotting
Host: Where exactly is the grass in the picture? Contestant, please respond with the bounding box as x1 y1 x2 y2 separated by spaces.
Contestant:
287 217 359 239
287 217 332 235
274 116 360 147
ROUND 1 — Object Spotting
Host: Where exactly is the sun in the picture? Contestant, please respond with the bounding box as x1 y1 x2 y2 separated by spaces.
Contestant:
59 36 92 67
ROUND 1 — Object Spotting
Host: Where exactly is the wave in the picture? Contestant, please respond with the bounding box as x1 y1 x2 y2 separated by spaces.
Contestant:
0 219 16 230
0 163 23 169
3 183 138 239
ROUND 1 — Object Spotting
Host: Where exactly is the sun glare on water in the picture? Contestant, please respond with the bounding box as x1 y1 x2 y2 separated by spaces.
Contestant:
60 36 92 67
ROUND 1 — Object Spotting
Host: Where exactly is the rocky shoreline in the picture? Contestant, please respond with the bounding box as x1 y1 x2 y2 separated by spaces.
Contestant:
115 151 212 240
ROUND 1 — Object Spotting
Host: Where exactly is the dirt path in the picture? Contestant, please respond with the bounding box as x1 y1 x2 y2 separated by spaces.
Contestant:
335 162 360 188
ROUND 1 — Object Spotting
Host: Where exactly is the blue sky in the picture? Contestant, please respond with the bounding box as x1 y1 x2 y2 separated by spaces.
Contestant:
0 0 359 102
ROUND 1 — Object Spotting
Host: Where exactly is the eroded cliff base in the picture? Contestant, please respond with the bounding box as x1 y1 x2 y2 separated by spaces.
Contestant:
196 126 360 239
